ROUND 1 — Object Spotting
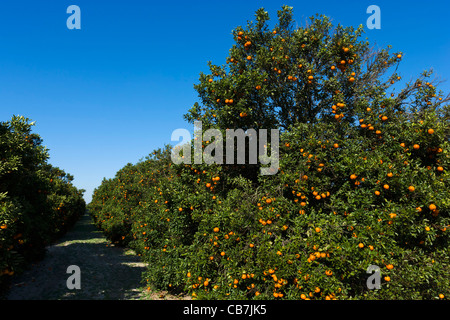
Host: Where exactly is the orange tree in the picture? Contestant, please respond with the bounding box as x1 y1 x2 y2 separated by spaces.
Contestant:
0 115 86 295
89 6 449 299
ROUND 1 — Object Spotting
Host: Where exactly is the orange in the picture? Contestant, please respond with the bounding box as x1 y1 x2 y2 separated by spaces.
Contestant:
413 144 420 150
383 184 389 190
437 166 444 172
384 276 391 282
350 174 357 180
381 116 388 121
386 264 394 270
427 128 434 134
429 204 437 211
408 186 415 192
213 227 220 233
315 227 321 233
358 243 364 248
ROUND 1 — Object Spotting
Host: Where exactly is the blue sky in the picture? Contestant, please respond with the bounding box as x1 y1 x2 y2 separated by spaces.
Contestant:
1 0 449 203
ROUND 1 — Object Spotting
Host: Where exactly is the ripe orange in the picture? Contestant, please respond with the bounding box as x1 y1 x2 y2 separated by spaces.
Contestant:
350 174 357 180
247 56 252 60
437 166 444 172
408 186 415 192
333 143 339 148
384 276 391 282
429 204 437 211
381 116 388 121
413 144 420 150
383 184 389 190
315 227 321 233
428 128 434 134
213 227 220 233
358 243 364 248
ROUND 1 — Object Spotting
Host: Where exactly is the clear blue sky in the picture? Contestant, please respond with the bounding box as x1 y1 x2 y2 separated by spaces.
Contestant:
1 0 449 203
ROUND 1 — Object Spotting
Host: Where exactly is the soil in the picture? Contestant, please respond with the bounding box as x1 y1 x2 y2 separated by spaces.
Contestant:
6 212 190 300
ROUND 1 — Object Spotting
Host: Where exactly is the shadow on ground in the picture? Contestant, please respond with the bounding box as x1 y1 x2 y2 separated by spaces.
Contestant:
7 213 147 300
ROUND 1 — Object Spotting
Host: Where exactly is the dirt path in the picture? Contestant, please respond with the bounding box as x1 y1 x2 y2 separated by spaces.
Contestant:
7 212 149 300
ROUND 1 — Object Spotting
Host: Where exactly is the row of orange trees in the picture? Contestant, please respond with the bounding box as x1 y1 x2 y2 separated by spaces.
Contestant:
0 115 86 296
89 7 449 299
